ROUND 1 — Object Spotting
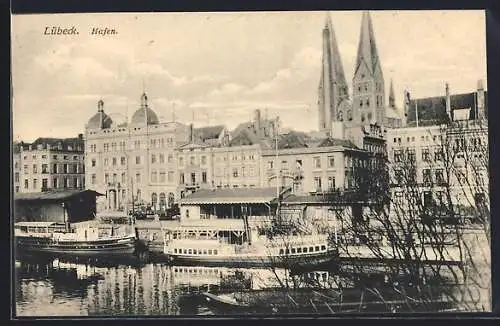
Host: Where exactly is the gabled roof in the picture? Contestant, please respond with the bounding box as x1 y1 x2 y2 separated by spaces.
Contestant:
277 131 310 149
27 137 84 151
194 125 225 141
406 91 488 127
316 137 359 149
229 128 260 146
14 190 104 202
180 187 278 205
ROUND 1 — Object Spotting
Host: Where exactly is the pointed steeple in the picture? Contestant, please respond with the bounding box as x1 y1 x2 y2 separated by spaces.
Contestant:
318 12 349 135
389 79 395 108
354 11 381 76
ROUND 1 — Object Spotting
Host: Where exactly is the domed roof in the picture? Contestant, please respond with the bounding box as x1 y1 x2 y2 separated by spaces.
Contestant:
130 92 160 125
87 100 113 129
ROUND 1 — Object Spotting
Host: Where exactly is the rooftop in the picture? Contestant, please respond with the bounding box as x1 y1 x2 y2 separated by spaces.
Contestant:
179 187 278 205
14 189 104 202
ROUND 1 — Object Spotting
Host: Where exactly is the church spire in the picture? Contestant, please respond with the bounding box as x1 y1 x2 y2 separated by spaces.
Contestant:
354 11 381 76
389 79 395 108
318 12 349 135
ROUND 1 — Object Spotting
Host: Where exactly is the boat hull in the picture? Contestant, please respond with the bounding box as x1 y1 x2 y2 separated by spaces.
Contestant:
15 235 137 259
165 250 338 269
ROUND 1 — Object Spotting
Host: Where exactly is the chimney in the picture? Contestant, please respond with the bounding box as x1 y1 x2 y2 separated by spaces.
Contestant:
477 79 485 120
189 123 194 143
445 82 452 121
254 109 262 137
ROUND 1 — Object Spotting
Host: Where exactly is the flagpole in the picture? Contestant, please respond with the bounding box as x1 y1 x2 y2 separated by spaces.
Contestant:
415 100 419 128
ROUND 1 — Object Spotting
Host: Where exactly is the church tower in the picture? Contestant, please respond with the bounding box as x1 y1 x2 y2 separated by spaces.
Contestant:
352 11 385 127
317 14 350 136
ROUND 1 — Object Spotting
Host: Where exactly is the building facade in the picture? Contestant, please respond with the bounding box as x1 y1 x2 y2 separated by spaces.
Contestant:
84 94 190 213
14 136 85 194
387 82 488 214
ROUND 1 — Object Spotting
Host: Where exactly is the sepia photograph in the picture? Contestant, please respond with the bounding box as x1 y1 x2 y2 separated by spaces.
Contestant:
11 10 490 317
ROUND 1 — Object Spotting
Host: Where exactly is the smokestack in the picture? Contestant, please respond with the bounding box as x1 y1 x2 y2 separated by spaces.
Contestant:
445 82 452 121
254 109 262 137
477 79 485 120
189 123 194 143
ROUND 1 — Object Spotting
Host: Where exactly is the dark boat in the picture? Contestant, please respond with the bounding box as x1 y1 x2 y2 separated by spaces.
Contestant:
14 221 138 259
201 287 458 314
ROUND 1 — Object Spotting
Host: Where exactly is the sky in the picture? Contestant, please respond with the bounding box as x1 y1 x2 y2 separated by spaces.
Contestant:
12 10 487 142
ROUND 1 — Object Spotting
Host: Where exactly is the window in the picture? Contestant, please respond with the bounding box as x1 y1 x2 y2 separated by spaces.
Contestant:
179 157 184 167
15 186 19 193
73 177 78 188
24 179 29 189
190 156 195 165
103 143 109 152
168 154 173 163
151 154 156 164
435 169 445 185
53 178 58 188
328 156 335 168
134 140 140 149
135 173 141 183
91 159 96 167
104 173 109 184
407 148 416 162
168 171 174 182
159 154 165 164
121 157 126 165
422 169 432 185
434 149 444 161
179 173 185 184
104 158 109 166
313 157 321 169
41 164 48 173
159 171 166 183
328 176 335 190
201 156 207 165
233 168 239 178
112 157 117 166
422 148 430 161
119 141 126 151
33 179 37 189
202 171 207 183
32 164 37 174
151 171 158 183
281 160 288 171
190 172 196 184
314 176 322 192
268 160 274 169
73 164 78 173
14 172 19 183
393 150 403 163
135 156 141 165
394 169 404 185
121 172 126 184
63 177 69 188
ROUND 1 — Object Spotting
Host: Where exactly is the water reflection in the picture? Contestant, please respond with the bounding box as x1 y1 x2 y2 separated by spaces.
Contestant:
14 257 462 316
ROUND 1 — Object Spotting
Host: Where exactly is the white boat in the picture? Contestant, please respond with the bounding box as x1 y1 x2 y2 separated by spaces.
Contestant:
164 233 338 268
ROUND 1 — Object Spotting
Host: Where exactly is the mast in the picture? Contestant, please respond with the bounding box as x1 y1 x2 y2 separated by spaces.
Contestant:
275 118 281 224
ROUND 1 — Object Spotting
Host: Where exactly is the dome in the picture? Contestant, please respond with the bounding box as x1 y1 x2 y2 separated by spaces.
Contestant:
131 107 160 125
130 92 160 125
87 100 113 129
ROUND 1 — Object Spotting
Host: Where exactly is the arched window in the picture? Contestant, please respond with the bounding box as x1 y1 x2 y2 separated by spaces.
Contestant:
337 111 343 121
159 192 166 210
368 112 373 121
347 110 353 121
168 192 175 208
186 209 190 218
151 193 158 211
361 113 365 122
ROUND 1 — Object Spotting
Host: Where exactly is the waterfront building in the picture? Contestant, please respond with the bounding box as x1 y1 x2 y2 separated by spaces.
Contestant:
387 81 489 214
84 93 190 213
14 135 85 194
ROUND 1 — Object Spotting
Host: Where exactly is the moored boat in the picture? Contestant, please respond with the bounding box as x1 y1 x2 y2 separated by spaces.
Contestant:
14 221 138 259
164 234 338 269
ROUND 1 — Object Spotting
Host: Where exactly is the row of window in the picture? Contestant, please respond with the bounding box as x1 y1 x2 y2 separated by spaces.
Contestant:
214 153 256 162
173 248 219 255
89 139 176 153
313 176 336 192
22 154 80 161
21 163 82 174
214 166 257 178
178 155 208 167
21 177 82 191
278 245 327 255
267 157 335 170
179 172 208 185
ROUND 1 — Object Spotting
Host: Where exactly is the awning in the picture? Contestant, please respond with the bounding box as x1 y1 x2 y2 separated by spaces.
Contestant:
14 221 59 227
180 187 278 205
14 189 104 202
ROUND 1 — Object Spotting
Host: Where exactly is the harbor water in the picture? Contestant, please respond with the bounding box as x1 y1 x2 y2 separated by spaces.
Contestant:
13 255 481 316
